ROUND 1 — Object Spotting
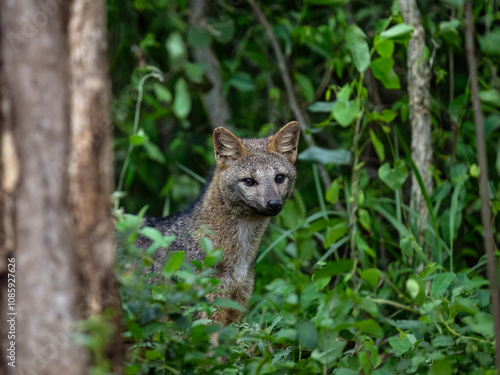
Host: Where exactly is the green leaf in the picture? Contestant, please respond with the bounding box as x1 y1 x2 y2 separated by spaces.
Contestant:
358 208 371 231
165 32 186 60
345 25 370 73
325 178 341 204
187 27 211 48
313 260 353 280
374 37 395 57
479 89 500 107
212 298 246 312
308 101 335 113
143 141 166 164
431 335 455 348
360 268 380 287
153 84 172 103
406 278 420 299
478 28 500 57
428 358 452 375
297 321 318 348
298 146 352 165
228 71 256 92
400 235 417 257
311 341 347 365
430 272 454 298
355 319 384 338
164 251 185 276
184 63 204 84
378 160 408 190
129 129 148 146
173 78 191 119
469 164 480 178
295 72 315 102
333 99 360 127
369 129 385 162
388 335 414 356
380 23 414 44
370 57 400 89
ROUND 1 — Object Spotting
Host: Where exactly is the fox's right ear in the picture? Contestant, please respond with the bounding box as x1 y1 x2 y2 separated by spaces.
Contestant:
213 127 248 165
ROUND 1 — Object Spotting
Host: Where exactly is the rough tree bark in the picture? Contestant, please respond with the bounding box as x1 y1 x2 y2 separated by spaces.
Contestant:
465 2 500 372
0 1 121 374
188 0 233 131
398 0 433 246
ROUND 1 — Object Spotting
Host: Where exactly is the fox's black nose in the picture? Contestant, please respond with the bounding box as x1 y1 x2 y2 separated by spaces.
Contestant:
267 200 283 213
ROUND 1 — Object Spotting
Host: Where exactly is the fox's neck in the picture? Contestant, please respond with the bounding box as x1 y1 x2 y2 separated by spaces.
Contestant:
195 174 270 275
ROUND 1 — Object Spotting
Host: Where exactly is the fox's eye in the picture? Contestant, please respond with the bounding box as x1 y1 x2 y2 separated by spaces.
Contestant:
275 174 285 184
243 178 257 187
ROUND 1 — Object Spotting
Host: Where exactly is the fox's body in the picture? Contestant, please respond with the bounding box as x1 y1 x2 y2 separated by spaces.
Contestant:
136 121 300 328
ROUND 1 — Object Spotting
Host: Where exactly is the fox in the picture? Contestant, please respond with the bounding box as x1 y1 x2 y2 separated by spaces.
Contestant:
135 121 300 338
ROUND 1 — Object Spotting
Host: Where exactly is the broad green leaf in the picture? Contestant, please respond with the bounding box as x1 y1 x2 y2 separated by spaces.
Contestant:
228 71 256 92
406 278 420 299
374 37 395 57
358 208 371 232
428 358 452 375
345 25 370 73
355 319 384 338
431 272 454 298
370 57 400 89
313 260 353 280
212 298 245 312
173 78 191 119
360 268 380 287
297 321 318 348
380 23 415 44
463 312 494 338
129 129 148 146
358 351 371 375
478 28 500 57
369 129 385 162
333 99 360 127
325 178 341 204
431 335 455 348
164 251 185 276
378 160 408 190
153 84 172 103
324 223 348 247
187 27 211 48
308 101 335 113
311 341 347 365
298 146 352 165
388 335 414 356
143 141 166 164
165 32 186 60
295 72 315 102
184 63 204 84
400 235 416 257
479 89 500 107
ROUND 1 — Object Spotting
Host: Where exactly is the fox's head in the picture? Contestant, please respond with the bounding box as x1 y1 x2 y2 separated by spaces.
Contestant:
213 121 300 217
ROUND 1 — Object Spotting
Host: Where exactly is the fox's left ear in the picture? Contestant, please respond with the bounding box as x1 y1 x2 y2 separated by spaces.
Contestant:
269 121 301 163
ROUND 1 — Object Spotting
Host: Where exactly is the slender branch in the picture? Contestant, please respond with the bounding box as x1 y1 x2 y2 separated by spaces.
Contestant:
465 2 500 373
246 0 333 189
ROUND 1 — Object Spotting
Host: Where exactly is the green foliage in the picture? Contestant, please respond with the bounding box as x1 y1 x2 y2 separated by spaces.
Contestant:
107 0 500 373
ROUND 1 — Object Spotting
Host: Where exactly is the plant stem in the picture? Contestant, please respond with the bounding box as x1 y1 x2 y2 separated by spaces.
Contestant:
115 69 163 210
465 2 500 373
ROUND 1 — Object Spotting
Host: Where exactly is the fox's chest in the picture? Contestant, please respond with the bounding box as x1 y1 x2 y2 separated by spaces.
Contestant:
217 219 269 286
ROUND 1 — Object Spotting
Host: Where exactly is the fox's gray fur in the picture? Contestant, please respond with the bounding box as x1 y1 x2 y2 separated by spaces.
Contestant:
136 121 300 331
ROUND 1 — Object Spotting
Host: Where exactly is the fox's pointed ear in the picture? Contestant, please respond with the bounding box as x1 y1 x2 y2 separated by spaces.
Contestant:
268 121 301 163
213 127 248 165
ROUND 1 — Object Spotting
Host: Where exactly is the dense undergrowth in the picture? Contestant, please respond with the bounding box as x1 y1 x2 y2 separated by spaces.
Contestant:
107 0 500 374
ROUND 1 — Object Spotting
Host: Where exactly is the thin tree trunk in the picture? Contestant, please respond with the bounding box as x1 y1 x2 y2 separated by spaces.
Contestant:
465 2 500 373
188 0 233 131
398 0 433 247
0 1 121 374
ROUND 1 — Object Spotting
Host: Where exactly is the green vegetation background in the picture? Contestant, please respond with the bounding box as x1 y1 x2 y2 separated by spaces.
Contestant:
107 0 500 374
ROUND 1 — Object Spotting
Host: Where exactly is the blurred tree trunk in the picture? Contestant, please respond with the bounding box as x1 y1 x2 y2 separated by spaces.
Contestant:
398 0 433 247
0 1 121 374
188 0 232 131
